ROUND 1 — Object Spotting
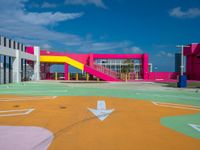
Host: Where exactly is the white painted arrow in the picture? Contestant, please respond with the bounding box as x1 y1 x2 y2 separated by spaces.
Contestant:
188 123 200 132
88 100 114 121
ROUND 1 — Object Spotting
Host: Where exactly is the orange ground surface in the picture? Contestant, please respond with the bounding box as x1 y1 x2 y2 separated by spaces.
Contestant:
0 95 200 150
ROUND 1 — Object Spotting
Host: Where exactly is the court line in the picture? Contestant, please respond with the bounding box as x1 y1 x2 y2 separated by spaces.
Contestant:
0 108 35 117
152 101 200 111
0 96 57 102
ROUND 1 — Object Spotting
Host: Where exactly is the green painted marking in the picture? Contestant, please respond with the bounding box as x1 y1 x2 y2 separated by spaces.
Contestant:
161 113 200 139
0 82 200 107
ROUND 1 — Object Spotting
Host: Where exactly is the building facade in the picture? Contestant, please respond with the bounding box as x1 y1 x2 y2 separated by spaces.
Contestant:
25 48 149 81
184 43 200 80
0 35 40 84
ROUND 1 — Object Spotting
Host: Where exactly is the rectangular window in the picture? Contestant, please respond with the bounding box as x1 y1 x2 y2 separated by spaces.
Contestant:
9 39 11 48
21 44 23 51
4 37 6 47
13 41 16 49
17 43 20 50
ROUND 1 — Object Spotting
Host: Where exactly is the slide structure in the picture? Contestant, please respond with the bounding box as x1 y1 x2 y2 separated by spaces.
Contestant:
40 55 121 82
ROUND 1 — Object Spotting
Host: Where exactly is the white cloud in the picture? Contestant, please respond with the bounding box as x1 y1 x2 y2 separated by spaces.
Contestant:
41 44 52 49
124 46 143 54
0 0 84 47
157 51 174 58
0 0 135 54
78 41 132 52
18 11 84 25
41 2 57 8
169 7 200 18
65 0 106 8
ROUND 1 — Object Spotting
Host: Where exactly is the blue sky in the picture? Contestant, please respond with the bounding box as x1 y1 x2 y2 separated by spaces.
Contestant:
0 0 200 71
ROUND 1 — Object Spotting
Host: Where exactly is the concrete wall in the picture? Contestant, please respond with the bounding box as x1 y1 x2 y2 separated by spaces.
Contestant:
0 35 38 84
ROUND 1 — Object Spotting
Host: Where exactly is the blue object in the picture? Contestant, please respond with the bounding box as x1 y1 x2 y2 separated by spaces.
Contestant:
178 75 187 88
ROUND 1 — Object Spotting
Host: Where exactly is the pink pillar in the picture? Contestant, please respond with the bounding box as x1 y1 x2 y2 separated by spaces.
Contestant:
143 54 149 79
64 63 69 80
89 53 94 68
47 64 51 79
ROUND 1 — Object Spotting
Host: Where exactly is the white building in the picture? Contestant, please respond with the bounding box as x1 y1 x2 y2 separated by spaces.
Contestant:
0 35 40 84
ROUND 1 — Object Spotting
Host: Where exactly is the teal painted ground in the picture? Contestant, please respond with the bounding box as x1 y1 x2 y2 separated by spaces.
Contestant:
161 114 200 139
0 81 200 139
0 82 200 106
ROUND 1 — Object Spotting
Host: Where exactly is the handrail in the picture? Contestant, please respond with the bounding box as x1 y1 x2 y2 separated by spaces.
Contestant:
93 64 119 79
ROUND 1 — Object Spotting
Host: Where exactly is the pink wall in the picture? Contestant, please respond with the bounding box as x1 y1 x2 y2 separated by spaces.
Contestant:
64 63 69 80
148 72 179 80
184 43 200 80
29 47 150 80
26 46 34 54
93 54 144 59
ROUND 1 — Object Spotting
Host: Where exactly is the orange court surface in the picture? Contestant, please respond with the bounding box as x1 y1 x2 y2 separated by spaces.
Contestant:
0 94 200 150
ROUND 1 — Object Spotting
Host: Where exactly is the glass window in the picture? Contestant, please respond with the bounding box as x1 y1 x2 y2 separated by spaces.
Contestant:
13 41 16 49
17 43 20 50
4 37 6 47
21 44 23 51
9 39 11 48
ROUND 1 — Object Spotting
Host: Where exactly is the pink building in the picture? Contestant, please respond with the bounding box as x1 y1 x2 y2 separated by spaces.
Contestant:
26 47 180 82
26 47 150 81
40 50 149 81
184 43 200 80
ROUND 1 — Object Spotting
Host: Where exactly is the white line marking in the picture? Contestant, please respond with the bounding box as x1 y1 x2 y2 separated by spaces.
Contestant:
188 123 200 132
152 101 159 106
152 101 200 111
154 102 200 108
0 96 57 101
52 96 57 99
0 108 35 117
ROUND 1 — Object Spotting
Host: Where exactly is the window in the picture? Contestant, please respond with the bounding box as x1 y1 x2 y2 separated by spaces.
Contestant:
13 41 16 49
17 43 20 50
4 37 6 47
21 44 24 51
9 39 11 48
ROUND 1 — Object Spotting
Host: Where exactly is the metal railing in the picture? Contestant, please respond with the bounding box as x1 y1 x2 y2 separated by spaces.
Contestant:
93 64 119 79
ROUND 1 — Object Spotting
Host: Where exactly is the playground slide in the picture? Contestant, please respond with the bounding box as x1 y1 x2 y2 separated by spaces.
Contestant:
40 56 84 71
40 55 120 81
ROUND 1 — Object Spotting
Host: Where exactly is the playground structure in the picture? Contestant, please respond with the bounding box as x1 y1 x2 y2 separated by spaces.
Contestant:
1 35 199 83
26 47 149 82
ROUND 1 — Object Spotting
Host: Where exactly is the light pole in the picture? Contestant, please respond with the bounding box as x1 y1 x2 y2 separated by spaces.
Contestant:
176 45 190 76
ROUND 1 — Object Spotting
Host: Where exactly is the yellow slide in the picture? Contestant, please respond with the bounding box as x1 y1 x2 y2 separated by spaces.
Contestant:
40 56 84 71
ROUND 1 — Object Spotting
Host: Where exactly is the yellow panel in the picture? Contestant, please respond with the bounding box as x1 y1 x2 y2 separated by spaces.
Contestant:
40 56 84 71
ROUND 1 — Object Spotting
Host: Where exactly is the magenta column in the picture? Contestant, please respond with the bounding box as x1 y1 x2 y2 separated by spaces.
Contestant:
143 54 149 80
64 63 69 80
89 53 94 68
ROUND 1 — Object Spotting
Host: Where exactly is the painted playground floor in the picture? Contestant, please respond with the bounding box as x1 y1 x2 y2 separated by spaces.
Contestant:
0 82 200 150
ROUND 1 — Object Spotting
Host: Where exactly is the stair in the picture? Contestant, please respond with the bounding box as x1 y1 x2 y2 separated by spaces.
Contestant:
93 64 119 79
40 55 121 82
84 65 121 82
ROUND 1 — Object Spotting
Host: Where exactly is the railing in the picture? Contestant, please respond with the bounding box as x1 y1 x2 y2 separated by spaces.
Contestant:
93 64 119 79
